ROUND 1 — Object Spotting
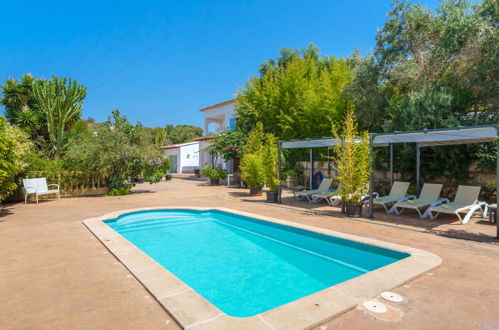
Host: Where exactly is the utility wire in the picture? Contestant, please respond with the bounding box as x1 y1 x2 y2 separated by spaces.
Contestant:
76 0 169 79
92 0 224 91
66 0 138 76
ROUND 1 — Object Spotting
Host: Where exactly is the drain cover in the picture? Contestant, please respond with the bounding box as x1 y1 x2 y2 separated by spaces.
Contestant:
381 291 404 303
363 301 387 313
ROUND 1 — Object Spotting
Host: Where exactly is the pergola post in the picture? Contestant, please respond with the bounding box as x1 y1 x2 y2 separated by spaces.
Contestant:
390 143 394 186
327 148 331 177
416 143 421 194
368 134 375 219
309 148 314 190
277 141 282 204
496 126 498 239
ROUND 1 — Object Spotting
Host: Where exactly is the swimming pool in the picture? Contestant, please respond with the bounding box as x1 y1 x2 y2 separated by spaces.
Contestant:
104 209 409 317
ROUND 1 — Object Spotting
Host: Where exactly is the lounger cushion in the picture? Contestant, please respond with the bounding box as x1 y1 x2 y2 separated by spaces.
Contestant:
396 200 431 208
295 189 321 196
430 202 473 214
295 178 334 197
373 196 399 205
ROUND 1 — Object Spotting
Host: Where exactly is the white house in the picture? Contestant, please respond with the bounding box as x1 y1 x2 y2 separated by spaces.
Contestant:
161 141 200 174
202 99 237 135
199 99 237 172
160 99 238 174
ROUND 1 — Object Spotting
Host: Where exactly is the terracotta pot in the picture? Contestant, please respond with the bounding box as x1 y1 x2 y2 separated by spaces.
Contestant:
249 186 263 196
345 202 363 217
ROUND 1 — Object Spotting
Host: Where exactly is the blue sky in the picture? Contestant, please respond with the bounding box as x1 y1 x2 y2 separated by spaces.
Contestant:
1 0 438 128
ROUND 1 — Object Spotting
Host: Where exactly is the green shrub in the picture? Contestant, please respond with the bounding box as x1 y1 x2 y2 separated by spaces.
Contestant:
146 171 163 184
262 136 280 192
201 165 227 180
107 187 132 196
241 153 265 187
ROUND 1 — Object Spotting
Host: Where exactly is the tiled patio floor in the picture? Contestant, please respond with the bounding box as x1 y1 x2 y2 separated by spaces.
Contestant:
1 178 497 329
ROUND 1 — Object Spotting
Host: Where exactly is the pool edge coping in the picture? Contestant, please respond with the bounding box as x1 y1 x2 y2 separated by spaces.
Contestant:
82 206 442 330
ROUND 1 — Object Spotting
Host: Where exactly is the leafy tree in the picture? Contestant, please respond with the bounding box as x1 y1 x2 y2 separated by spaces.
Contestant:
236 44 353 140
145 125 203 147
207 128 246 161
32 76 87 156
64 110 163 191
4 122 35 179
347 0 498 180
164 124 203 144
0 117 17 201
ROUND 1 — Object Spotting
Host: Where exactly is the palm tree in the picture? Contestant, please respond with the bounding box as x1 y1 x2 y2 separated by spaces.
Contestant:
0 74 43 136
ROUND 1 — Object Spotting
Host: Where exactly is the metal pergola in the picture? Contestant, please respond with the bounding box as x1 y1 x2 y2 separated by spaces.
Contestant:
277 124 499 238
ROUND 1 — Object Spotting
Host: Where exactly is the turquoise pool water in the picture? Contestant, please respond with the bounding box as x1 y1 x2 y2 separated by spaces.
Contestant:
105 209 409 317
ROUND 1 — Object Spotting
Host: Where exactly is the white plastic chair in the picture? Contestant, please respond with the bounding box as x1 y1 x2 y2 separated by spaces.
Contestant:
23 178 60 204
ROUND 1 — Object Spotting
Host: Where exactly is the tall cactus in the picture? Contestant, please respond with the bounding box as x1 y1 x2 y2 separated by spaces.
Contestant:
32 76 86 156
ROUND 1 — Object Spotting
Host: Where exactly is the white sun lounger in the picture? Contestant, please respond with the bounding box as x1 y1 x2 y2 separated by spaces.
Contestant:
23 178 60 204
314 183 373 206
294 178 333 202
391 183 443 218
427 185 485 224
368 181 410 213
311 183 342 205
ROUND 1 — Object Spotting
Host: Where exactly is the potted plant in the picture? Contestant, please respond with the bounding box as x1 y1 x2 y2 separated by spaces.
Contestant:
262 136 280 202
193 168 201 178
333 109 371 217
240 153 265 195
240 123 267 196
201 165 227 185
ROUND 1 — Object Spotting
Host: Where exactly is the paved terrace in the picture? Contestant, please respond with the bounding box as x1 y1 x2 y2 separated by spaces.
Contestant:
1 178 498 329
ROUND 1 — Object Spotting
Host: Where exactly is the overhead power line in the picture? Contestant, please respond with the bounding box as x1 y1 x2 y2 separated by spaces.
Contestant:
66 0 138 76
92 0 224 91
76 0 169 79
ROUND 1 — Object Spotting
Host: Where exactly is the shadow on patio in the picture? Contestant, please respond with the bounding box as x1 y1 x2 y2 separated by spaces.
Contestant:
247 190 498 244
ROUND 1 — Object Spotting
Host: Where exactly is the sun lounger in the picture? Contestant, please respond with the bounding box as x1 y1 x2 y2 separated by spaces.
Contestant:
427 185 485 224
23 177 60 204
311 183 342 205
367 181 410 213
392 183 443 218
294 178 333 202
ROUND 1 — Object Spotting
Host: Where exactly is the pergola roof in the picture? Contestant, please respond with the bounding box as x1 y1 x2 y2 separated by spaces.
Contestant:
281 138 339 149
373 125 498 147
279 125 498 149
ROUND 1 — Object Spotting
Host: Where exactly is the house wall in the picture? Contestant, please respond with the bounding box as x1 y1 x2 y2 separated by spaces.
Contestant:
164 142 200 174
203 102 236 135
164 148 180 173
179 143 200 173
